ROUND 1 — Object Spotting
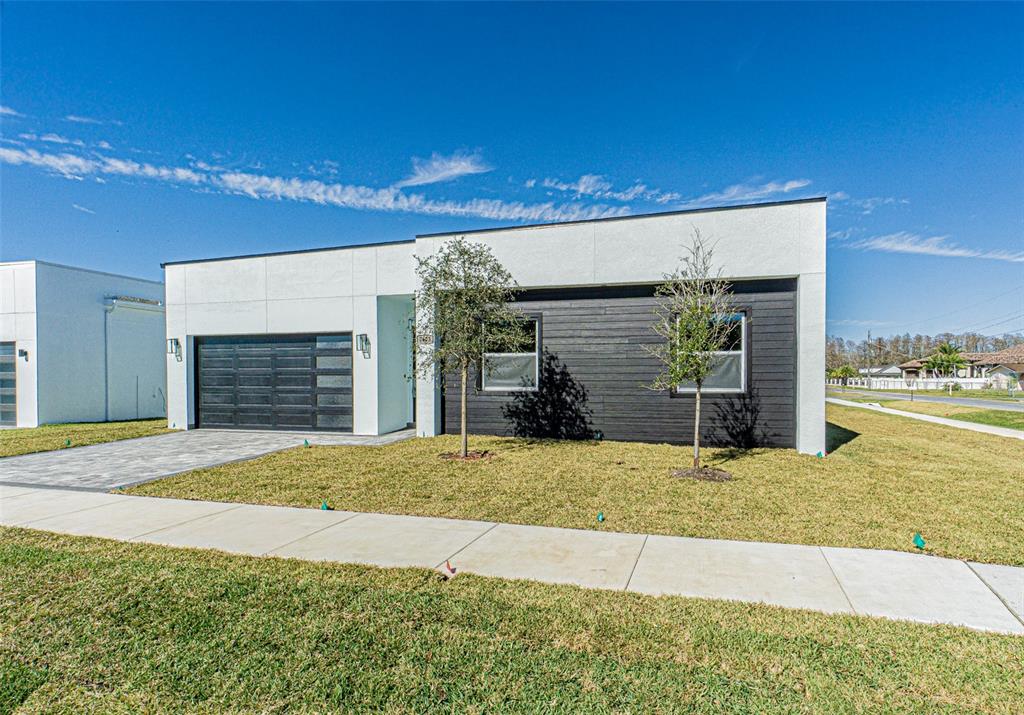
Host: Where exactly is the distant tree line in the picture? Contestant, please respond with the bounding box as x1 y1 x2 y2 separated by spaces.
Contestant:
826 331 1024 372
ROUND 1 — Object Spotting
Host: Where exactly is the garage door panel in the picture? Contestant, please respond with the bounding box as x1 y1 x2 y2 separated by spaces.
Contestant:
197 334 352 432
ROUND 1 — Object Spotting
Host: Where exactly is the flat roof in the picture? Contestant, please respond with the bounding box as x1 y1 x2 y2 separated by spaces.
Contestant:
161 238 415 268
160 196 827 268
0 259 163 285
416 196 827 238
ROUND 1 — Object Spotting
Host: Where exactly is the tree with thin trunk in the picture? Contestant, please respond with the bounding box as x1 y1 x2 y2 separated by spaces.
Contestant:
414 237 526 458
647 230 734 472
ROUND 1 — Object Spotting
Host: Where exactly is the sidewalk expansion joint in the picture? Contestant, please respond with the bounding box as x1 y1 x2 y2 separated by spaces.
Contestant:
624 534 649 592
964 561 1024 628
819 547 858 615
435 522 499 570
129 504 245 541
259 511 363 556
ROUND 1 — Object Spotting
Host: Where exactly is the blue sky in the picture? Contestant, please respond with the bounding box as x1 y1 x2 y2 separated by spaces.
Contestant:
1 2 1021 341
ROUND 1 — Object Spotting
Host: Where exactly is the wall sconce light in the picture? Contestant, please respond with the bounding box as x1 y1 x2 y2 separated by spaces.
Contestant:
356 333 371 358
167 338 182 362
17 348 28 361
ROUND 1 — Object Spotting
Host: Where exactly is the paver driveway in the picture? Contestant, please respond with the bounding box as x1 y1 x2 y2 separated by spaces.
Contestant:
0 428 414 491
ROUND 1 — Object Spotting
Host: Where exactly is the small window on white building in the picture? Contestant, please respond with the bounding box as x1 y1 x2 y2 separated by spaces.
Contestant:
482 318 539 391
675 313 746 394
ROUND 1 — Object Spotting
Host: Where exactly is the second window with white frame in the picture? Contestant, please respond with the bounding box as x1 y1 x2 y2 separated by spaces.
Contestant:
482 317 540 391
675 312 746 393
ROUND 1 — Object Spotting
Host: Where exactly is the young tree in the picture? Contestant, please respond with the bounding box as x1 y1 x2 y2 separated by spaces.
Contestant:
414 237 527 458
647 230 735 471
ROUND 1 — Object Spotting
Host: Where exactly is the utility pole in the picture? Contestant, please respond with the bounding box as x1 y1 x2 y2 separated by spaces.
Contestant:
866 330 872 389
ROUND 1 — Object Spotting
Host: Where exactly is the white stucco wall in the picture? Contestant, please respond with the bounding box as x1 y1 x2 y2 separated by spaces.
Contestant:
0 261 165 427
413 199 827 454
164 242 417 434
0 262 39 427
34 262 166 425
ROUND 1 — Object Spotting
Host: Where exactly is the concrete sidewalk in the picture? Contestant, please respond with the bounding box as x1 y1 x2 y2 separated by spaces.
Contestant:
827 397 1024 440
2 484 1022 635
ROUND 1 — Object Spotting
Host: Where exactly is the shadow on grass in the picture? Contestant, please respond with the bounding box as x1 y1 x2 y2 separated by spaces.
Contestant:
826 422 860 452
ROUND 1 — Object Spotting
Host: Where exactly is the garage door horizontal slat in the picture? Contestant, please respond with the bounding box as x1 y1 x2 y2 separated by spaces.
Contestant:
197 334 352 432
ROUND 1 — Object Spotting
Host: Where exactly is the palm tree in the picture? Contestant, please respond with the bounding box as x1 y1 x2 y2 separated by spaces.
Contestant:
923 342 967 378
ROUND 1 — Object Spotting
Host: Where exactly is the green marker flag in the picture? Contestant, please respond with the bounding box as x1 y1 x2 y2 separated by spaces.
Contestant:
913 532 926 550
304 439 310 448
320 500 331 511
65 439 71 447
597 512 605 523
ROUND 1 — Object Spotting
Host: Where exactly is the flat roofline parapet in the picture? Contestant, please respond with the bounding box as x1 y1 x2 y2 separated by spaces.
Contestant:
161 239 416 268
1 259 163 285
159 196 826 268
416 196 827 238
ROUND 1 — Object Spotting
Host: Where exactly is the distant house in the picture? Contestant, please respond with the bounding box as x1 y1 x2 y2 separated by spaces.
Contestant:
858 364 901 378
0 261 166 428
899 348 1024 387
984 346 1024 389
899 353 994 380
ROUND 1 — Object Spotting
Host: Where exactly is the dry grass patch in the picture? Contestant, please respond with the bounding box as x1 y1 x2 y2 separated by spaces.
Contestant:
126 404 1024 564
1 529 1022 713
0 419 170 458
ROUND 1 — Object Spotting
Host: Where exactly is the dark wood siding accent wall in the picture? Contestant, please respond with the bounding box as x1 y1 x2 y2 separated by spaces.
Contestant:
443 280 797 447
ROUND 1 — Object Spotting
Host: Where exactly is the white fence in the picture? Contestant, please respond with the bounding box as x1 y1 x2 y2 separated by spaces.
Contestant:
827 377 994 391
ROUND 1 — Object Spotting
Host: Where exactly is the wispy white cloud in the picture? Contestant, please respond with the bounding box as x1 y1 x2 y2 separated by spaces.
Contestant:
854 232 1024 264
679 179 813 208
394 151 491 188
0 147 205 183
830 193 909 214
0 105 24 117
0 146 627 223
539 174 681 204
71 203 95 215
64 114 122 126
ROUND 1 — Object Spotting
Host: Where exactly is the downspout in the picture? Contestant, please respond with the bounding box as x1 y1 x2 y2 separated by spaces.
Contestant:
103 298 117 422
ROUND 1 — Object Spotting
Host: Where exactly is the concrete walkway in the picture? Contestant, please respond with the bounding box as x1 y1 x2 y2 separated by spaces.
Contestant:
827 397 1024 440
2 485 1021 636
837 389 1024 412
0 428 415 491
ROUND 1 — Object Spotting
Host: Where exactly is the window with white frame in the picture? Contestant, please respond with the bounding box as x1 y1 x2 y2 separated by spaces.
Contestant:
675 313 746 393
482 317 539 391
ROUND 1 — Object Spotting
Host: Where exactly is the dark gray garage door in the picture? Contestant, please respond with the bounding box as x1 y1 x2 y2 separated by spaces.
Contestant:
196 334 353 431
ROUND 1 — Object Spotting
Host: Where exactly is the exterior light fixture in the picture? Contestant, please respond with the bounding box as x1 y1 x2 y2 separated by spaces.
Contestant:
167 338 182 362
356 333 371 358
17 348 28 361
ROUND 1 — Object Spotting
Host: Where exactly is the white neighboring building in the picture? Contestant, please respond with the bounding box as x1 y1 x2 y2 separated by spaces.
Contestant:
163 198 827 454
0 261 166 428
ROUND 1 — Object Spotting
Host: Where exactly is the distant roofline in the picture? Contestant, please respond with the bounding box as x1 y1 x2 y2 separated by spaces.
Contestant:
160 238 416 268
0 259 163 286
416 196 828 239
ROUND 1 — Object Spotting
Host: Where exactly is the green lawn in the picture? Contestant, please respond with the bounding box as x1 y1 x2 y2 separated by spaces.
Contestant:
127 404 1024 565
0 419 171 458
828 390 1024 431
876 400 1024 431
2 529 1021 713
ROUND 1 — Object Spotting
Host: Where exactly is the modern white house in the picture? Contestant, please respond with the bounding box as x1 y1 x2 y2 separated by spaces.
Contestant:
163 197 826 454
0 261 167 428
